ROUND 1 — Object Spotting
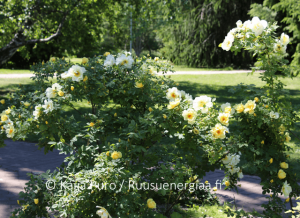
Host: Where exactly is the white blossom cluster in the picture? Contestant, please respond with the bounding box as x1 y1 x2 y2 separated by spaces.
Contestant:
222 153 243 178
221 17 289 54
104 52 134 69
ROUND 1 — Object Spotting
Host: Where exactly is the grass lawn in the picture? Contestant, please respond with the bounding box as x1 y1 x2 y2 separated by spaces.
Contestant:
0 69 33 74
173 65 235 72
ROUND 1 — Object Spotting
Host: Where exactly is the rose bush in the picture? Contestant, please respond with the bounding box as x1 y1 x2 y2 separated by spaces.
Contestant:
0 16 298 217
221 17 300 217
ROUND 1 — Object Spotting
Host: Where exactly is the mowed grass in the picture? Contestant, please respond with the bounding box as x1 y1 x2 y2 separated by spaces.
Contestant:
0 69 33 74
173 65 235 72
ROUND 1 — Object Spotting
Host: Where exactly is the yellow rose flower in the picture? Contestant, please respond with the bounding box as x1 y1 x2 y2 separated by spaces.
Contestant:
111 151 120 160
82 57 88 64
225 181 230 186
269 158 273 163
218 113 230 126
211 123 227 139
234 103 244 113
205 181 209 184
83 75 88 82
103 52 110 57
270 179 273 183
34 199 39 204
278 169 286 179
0 99 5 104
106 151 110 156
117 151 122 158
154 57 159 61
135 82 144 88
193 128 200 135
285 132 291 142
45 121 48 125
58 91 64 97
280 162 288 169
71 86 74 91
213 187 217 191
167 99 180 109
279 124 286 132
163 114 167 119
147 198 156 209
5 108 11 114
261 140 264 145
1 115 8 122
89 122 95 127
244 100 256 114
254 97 259 102
149 107 153 112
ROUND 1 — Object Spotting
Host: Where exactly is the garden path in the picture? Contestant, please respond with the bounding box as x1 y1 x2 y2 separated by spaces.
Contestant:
0 140 296 218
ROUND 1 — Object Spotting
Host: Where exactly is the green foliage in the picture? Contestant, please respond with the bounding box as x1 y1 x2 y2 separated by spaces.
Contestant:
248 3 277 23
272 0 300 70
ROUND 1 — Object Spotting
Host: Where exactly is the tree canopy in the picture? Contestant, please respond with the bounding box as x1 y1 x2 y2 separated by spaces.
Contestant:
0 0 128 67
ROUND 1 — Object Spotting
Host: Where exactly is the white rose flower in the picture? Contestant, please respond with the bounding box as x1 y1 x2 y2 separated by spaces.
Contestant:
46 83 62 98
221 35 234 51
281 180 292 197
96 206 111 218
180 90 186 99
270 111 279 119
116 54 134 69
238 171 244 179
251 17 267 36
182 108 197 124
280 33 289 46
104 54 116 68
243 20 253 31
61 71 69 79
184 93 193 105
68 65 86 82
227 28 237 38
228 166 240 175
33 104 43 119
6 124 15 138
193 95 213 112
236 20 243 28
274 41 287 53
42 99 54 114
166 87 181 102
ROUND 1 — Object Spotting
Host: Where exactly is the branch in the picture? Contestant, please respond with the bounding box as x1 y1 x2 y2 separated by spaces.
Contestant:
26 12 69 44
288 130 300 142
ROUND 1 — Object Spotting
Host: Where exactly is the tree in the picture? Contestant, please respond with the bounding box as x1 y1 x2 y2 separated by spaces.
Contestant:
158 0 264 68
0 0 138 67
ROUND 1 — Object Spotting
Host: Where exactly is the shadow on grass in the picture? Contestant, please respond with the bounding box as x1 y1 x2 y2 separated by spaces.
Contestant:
177 81 300 106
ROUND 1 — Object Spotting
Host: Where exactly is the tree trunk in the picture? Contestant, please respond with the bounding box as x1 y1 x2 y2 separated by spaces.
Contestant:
0 30 27 66
0 13 68 66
